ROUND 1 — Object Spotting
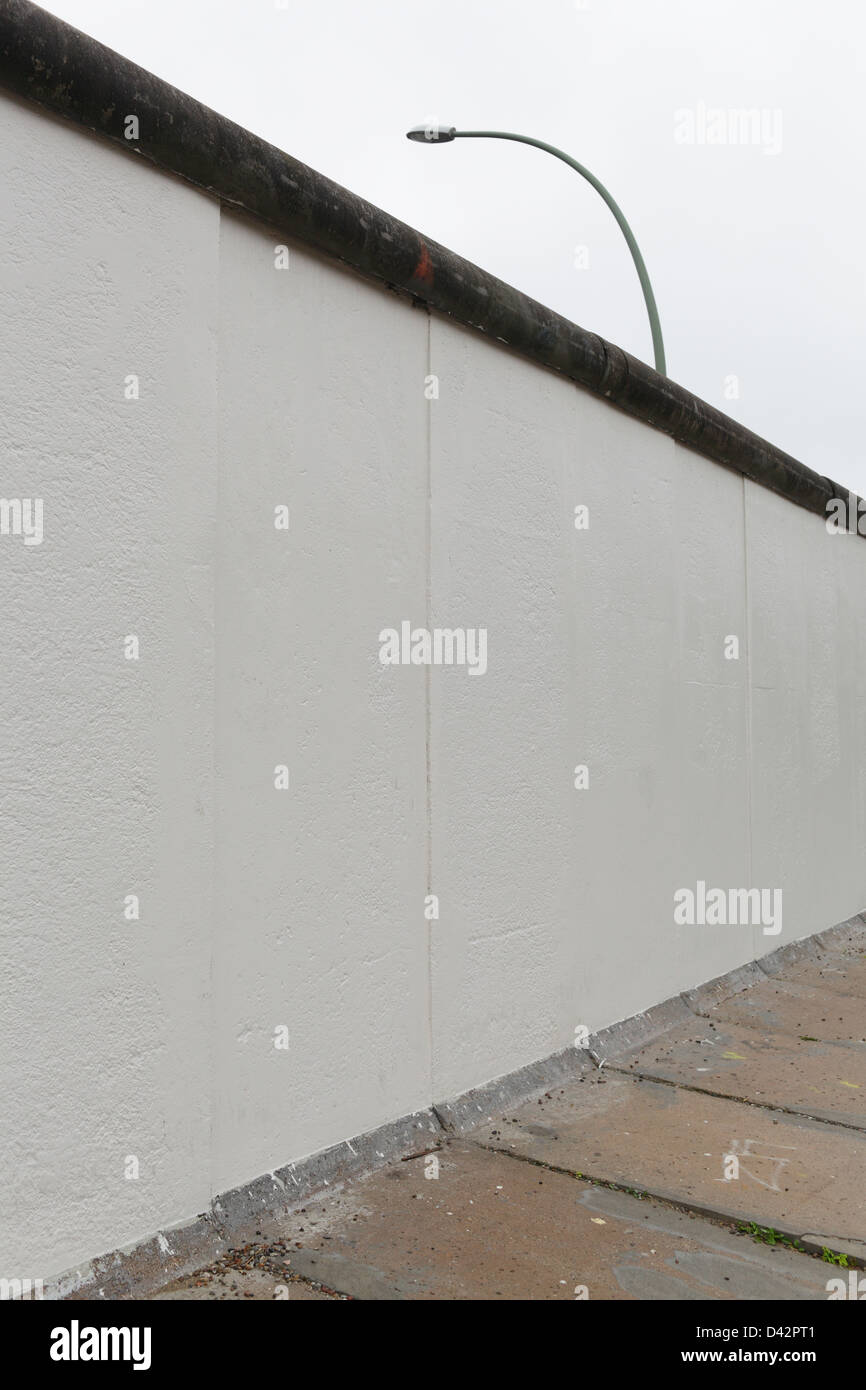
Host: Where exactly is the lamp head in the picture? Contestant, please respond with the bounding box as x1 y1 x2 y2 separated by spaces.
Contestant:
406 125 457 143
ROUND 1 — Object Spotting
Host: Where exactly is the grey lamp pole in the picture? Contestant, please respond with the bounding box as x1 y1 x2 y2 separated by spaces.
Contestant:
406 125 666 377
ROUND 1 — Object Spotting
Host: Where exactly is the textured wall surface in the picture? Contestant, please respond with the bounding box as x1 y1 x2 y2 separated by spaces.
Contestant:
0 96 218 1276
213 213 430 1196
1 90 864 1282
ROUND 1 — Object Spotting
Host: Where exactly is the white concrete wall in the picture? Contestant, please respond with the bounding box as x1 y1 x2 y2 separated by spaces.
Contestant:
2 90 865 1282
428 318 755 1096
213 213 430 1196
0 97 218 1278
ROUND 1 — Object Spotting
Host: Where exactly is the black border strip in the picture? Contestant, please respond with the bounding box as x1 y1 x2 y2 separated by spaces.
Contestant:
0 0 857 527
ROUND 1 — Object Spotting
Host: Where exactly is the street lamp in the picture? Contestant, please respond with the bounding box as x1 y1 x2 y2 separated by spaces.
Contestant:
406 125 666 376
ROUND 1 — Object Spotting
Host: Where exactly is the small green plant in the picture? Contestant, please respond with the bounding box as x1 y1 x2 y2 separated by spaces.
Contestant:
737 1221 805 1252
822 1248 849 1267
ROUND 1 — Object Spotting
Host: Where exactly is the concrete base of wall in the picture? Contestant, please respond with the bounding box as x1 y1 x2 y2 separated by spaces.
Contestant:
52 910 866 1300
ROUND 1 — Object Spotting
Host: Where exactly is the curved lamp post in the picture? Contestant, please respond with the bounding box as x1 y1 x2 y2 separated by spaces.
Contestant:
406 124 666 376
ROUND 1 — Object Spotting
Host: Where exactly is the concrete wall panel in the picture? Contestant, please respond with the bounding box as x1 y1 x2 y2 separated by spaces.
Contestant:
428 319 752 1099
747 482 866 951
0 98 217 1274
213 214 429 1195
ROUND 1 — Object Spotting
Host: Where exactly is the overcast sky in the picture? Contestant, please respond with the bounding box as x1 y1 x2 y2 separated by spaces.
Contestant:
42 0 866 494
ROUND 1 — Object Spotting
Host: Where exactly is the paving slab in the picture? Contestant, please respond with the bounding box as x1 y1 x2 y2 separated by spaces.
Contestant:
708 978 866 1046
762 953 866 1001
478 1073 866 1246
150 1142 833 1300
615 1014 866 1129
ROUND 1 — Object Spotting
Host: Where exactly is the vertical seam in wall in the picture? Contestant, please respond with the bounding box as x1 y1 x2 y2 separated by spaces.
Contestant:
743 476 755 951
209 203 223 1204
425 311 434 1104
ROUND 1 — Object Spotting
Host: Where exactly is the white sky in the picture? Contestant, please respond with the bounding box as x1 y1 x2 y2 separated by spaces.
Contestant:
41 0 866 493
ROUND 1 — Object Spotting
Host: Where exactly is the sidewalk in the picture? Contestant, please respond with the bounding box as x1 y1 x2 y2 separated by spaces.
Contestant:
154 923 866 1301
